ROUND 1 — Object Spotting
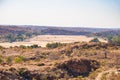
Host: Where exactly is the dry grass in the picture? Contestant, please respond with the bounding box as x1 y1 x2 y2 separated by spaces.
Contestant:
0 42 119 80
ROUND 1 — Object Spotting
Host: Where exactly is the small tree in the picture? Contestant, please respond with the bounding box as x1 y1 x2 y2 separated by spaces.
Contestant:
90 38 100 42
111 36 120 45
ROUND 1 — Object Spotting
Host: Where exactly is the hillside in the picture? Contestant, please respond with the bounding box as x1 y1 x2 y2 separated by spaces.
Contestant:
0 25 38 42
94 30 120 37
0 25 33 34
41 28 91 35
0 25 120 43
0 25 119 79
0 42 119 80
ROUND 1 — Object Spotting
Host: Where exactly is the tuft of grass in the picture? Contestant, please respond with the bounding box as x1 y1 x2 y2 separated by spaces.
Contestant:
6 56 12 63
54 61 58 66
0 54 3 63
77 76 83 80
0 57 3 63
14 56 25 63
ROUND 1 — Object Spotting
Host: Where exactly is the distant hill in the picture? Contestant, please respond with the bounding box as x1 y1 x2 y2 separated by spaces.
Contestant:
25 26 111 33
94 30 120 37
0 25 33 35
0 25 120 42
41 28 91 35
0 25 37 42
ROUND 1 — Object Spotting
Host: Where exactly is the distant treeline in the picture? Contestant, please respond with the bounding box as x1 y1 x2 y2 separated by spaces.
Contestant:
93 30 120 45
0 25 120 43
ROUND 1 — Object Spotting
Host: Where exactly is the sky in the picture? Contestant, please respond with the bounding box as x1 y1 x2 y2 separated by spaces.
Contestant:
0 0 120 28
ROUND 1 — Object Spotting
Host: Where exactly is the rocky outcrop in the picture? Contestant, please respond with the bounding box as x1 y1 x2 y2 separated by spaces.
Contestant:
0 68 55 80
0 58 100 80
57 58 100 77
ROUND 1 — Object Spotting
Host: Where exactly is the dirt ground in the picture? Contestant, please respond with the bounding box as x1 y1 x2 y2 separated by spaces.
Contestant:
0 35 107 48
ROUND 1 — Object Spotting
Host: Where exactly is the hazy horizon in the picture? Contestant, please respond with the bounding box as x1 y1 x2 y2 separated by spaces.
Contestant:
0 0 120 28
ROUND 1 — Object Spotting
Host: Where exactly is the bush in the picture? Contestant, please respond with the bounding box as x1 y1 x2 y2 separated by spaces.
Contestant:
77 76 83 80
90 38 100 42
111 36 120 45
14 56 25 63
6 56 12 63
19 45 27 49
0 57 3 63
0 55 3 63
46 42 62 48
30 44 39 48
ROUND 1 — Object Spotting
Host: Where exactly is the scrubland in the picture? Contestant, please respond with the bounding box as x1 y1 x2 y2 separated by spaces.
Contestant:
0 41 119 80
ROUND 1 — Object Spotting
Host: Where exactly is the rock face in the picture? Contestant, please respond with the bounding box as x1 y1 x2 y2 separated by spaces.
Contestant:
57 58 100 77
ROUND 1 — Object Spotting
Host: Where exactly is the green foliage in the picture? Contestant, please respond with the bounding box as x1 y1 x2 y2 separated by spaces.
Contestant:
14 56 25 63
90 38 100 42
0 55 3 63
0 57 3 63
19 44 40 49
6 56 12 63
5 33 25 42
18 68 26 76
2 32 40 42
111 36 120 45
46 42 63 48
19 45 27 49
77 76 83 80
30 44 39 48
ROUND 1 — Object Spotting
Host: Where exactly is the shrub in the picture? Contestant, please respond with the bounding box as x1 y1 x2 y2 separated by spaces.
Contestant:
19 45 27 49
0 55 3 63
6 56 12 63
111 36 120 45
90 38 100 42
18 68 26 76
46 42 62 48
30 44 39 48
14 56 25 63
0 57 3 63
77 76 83 80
